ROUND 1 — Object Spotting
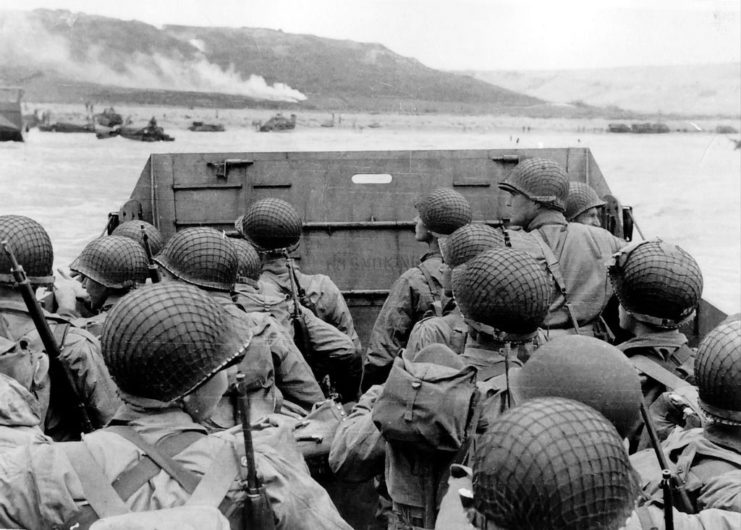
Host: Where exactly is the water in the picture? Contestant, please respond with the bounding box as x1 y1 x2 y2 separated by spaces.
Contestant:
1 125 739 313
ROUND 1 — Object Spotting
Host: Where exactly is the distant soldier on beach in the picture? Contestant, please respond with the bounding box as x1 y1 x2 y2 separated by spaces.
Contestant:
362 188 472 390
499 158 624 336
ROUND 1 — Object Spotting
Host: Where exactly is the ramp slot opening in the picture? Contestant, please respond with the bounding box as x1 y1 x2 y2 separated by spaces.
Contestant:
352 174 393 184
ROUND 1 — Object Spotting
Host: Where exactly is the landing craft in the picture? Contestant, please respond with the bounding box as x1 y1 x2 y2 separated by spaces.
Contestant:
258 112 297 132
0 87 26 142
103 147 727 529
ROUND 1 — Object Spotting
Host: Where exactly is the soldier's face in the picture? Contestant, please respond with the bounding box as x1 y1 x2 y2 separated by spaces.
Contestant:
414 215 432 242
504 191 539 227
182 370 228 421
81 276 108 310
574 207 601 227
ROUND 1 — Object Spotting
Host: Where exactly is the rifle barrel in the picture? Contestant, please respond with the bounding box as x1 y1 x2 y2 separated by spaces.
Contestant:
236 373 260 492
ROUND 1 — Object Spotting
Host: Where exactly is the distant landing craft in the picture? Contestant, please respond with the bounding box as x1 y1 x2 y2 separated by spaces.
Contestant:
0 87 25 142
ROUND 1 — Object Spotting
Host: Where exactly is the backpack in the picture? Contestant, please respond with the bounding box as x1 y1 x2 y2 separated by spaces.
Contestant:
372 354 478 453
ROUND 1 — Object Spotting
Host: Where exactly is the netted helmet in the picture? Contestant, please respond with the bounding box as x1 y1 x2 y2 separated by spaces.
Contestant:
472 398 639 530
452 248 550 335
565 182 605 221
232 238 262 282
695 318 741 425
154 228 237 292
498 158 570 212
443 223 505 268
415 188 472 235
0 215 54 285
111 220 164 256
239 198 302 251
608 239 703 328
101 282 249 402
70 236 148 289
511 335 642 437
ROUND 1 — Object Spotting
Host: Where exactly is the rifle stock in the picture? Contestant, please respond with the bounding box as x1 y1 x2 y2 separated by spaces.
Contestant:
235 373 275 530
1 240 94 434
141 225 161 283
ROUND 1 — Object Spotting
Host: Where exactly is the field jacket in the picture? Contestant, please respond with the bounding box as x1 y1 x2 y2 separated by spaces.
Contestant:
0 372 49 452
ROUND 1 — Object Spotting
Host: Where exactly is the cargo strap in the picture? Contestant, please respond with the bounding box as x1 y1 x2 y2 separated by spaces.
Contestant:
630 355 690 392
417 262 443 318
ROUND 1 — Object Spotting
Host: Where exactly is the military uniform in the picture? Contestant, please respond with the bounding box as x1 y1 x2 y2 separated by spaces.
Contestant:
406 308 467 357
0 372 49 452
363 251 445 390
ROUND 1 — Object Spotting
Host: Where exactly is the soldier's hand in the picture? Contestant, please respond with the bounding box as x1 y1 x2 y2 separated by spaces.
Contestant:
53 269 89 315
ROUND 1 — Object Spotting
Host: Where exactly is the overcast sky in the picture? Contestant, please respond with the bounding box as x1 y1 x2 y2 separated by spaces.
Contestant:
3 0 740 70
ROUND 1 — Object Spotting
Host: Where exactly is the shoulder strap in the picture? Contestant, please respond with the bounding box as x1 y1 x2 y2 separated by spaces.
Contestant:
630 354 691 391
106 425 200 494
417 262 442 317
531 229 569 296
62 442 130 519
51 322 71 350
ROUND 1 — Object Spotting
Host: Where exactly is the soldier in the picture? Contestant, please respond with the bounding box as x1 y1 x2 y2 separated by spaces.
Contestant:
565 181 605 226
239 198 361 354
498 158 624 336
0 282 352 529
111 220 165 255
466 398 641 530
154 227 323 413
62 235 149 337
608 239 704 449
631 317 741 514
363 187 472 390
231 237 361 403
0 214 120 441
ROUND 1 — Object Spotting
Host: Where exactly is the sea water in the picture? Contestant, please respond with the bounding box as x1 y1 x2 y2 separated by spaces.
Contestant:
1 126 739 313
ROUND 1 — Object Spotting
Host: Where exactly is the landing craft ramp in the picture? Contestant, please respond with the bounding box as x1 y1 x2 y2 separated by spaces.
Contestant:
116 147 724 347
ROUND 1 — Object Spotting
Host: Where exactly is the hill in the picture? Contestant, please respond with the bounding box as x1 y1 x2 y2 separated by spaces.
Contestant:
0 9 560 114
463 64 741 118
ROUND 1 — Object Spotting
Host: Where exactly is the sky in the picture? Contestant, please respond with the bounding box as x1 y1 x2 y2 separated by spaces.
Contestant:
2 0 739 71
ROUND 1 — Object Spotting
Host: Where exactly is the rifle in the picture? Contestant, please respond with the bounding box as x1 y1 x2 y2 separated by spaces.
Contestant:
283 252 313 364
1 240 94 434
141 225 161 283
640 400 694 521
235 373 275 530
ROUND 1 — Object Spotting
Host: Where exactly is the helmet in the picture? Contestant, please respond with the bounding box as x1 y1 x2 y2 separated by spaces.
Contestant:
70 236 148 289
695 318 741 425
498 158 570 212
443 223 504 268
111 220 164 256
452 248 550 335
511 335 642 437
415 188 472 235
240 198 302 251
0 215 54 285
232 238 262 282
101 282 248 402
472 398 639 530
608 239 703 328
565 182 605 221
154 228 237 292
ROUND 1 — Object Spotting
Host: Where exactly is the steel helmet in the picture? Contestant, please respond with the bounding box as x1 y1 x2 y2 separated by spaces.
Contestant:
111 220 165 256
443 223 505 268
154 227 238 292
101 282 249 402
565 182 605 221
70 236 148 289
231 238 262 282
415 188 472 235
498 158 570 212
452 248 551 335
608 239 703 328
472 398 639 530
0 215 54 285
695 318 741 425
511 335 642 437
239 198 303 251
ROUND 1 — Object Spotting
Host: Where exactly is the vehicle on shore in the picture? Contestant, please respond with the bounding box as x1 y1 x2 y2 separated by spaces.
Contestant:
257 113 297 132
0 87 26 142
187 121 225 132
96 123 174 142
39 122 95 133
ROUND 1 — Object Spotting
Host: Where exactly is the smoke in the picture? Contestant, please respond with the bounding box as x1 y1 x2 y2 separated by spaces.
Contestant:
0 11 307 103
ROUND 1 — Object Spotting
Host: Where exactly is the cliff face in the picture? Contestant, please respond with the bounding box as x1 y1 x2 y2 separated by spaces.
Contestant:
0 9 543 112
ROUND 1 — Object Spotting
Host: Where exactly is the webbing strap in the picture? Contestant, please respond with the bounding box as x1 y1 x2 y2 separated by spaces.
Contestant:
63 442 130 519
631 355 690 391
417 263 442 317
112 430 204 501
106 425 200 494
187 443 240 507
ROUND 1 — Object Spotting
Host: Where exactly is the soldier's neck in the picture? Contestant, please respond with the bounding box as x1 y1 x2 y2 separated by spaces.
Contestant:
630 320 680 338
